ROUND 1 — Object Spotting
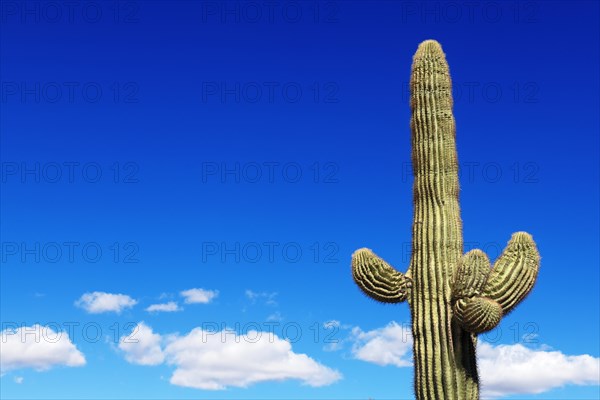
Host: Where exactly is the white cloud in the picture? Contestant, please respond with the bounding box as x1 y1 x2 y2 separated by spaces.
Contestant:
164 327 341 390
322 320 352 352
180 288 218 304
14 376 24 384
323 342 343 352
119 323 341 390
245 290 278 306
119 323 165 366
348 321 600 397
478 341 600 398
1 325 85 374
145 302 181 313
75 291 137 314
266 312 283 322
350 322 413 367
324 320 341 329
323 320 352 331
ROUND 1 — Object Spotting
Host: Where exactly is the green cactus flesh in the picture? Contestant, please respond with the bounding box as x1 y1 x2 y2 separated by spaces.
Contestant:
351 40 540 400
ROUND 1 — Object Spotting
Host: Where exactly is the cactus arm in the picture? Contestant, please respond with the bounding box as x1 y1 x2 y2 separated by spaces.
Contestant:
454 296 503 334
453 249 491 298
451 235 540 334
482 231 541 315
452 250 503 333
352 248 412 303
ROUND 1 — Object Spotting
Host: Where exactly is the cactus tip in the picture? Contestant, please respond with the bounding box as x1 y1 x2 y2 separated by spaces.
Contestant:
464 248 490 262
511 231 534 243
415 39 445 57
352 248 372 258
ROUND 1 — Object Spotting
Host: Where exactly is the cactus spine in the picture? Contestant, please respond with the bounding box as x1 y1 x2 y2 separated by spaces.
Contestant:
351 40 540 399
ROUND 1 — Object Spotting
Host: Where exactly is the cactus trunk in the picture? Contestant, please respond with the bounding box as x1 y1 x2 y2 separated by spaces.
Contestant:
351 40 540 400
409 40 478 400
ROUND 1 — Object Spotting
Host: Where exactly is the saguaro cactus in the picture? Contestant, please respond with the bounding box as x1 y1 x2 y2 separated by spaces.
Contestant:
351 40 540 399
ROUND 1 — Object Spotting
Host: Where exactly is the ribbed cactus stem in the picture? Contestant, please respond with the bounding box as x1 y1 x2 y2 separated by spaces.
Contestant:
409 39 478 399
351 39 540 400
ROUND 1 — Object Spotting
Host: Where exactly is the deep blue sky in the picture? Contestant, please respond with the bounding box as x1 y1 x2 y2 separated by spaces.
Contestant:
1 1 599 399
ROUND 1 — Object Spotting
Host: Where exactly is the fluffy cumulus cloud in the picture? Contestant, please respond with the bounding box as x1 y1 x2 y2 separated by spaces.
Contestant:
118 322 164 366
350 321 413 367
349 321 600 397
180 288 218 304
1 325 85 374
145 302 181 313
165 327 341 390
119 323 341 390
75 291 137 314
478 341 600 398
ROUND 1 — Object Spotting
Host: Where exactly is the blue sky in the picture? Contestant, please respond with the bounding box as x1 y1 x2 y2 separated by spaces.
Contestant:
1 1 599 399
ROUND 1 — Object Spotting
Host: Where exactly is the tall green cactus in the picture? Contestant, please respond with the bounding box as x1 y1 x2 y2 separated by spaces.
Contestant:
351 40 540 399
